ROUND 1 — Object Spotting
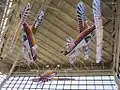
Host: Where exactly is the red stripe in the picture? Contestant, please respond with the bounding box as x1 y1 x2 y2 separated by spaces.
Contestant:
74 25 95 45
23 23 35 47
64 26 95 55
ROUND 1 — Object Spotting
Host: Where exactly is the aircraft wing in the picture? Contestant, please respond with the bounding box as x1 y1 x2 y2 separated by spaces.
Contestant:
77 1 87 32
93 0 103 63
31 10 44 34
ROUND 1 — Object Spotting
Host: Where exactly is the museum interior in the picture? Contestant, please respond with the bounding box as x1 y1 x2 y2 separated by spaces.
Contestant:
0 0 120 90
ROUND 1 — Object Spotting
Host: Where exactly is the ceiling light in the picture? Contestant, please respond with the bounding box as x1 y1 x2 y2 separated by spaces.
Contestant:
57 64 60 67
46 65 49 68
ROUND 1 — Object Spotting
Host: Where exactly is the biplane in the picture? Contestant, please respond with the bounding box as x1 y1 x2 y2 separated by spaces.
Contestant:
10 3 44 62
62 0 103 64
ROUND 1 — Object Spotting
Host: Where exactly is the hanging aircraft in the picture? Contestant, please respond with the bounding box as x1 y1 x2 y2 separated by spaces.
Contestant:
20 9 44 62
61 0 103 64
10 3 44 62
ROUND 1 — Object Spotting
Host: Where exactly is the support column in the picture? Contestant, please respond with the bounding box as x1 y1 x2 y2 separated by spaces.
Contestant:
113 0 120 89
113 0 120 73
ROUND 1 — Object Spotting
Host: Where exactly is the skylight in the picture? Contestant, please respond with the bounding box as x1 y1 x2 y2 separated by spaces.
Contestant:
0 0 13 36
0 72 6 85
1 75 117 90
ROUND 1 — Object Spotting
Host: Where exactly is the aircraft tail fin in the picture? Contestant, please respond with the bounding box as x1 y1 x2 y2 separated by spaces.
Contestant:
66 37 74 52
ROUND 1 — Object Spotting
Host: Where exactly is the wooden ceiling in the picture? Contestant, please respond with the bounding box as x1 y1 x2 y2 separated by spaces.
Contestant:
0 0 115 73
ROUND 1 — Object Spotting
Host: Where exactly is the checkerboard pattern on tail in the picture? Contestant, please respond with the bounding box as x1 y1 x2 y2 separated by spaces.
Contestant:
92 0 103 63
66 37 74 52
66 37 77 64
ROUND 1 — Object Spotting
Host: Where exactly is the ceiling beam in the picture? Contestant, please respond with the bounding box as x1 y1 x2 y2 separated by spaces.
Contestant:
12 69 112 76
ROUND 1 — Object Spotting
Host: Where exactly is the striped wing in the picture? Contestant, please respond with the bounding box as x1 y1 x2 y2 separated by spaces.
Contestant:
10 3 31 52
93 0 103 63
77 1 86 32
20 3 31 25
32 10 44 34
